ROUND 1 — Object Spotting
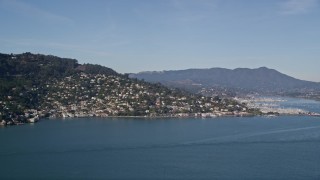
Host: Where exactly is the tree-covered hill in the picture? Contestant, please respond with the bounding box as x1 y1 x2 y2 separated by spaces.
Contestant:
0 52 253 126
0 52 117 78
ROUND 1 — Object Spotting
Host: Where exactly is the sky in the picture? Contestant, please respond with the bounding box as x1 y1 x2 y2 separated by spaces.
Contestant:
0 0 320 82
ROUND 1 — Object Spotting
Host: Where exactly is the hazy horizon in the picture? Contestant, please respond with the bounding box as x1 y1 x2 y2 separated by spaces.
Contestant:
1 0 320 81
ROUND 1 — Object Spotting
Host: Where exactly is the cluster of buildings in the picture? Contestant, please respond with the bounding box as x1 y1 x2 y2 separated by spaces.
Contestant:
0 107 40 126
295 91 320 101
40 73 251 119
1 72 253 126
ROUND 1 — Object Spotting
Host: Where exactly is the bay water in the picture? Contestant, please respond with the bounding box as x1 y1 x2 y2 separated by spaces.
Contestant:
1 98 320 179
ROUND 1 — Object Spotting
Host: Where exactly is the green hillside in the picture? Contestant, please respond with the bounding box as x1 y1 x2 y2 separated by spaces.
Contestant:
0 52 253 125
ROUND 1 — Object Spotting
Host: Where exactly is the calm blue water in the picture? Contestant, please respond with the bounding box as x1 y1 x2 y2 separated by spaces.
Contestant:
1 99 320 179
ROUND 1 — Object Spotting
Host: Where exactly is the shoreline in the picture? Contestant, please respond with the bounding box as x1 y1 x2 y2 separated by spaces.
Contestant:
1 112 254 127
2 112 320 128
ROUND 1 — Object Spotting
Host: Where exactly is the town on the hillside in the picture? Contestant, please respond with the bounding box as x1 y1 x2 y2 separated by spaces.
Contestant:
1 72 254 126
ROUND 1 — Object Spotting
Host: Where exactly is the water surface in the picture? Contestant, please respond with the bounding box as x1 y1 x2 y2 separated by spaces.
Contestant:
1 115 320 179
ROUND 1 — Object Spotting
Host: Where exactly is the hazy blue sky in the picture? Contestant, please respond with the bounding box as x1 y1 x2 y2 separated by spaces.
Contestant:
1 0 320 81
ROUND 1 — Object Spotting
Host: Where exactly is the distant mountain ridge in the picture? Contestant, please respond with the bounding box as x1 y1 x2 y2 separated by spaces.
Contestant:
130 67 320 93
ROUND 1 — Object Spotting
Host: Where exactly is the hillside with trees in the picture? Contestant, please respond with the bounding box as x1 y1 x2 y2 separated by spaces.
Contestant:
0 53 254 126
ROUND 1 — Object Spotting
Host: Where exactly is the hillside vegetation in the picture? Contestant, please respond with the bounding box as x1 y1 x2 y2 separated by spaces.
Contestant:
0 53 253 125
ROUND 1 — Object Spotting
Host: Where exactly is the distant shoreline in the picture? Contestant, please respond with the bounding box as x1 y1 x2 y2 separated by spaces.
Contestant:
2 113 320 128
